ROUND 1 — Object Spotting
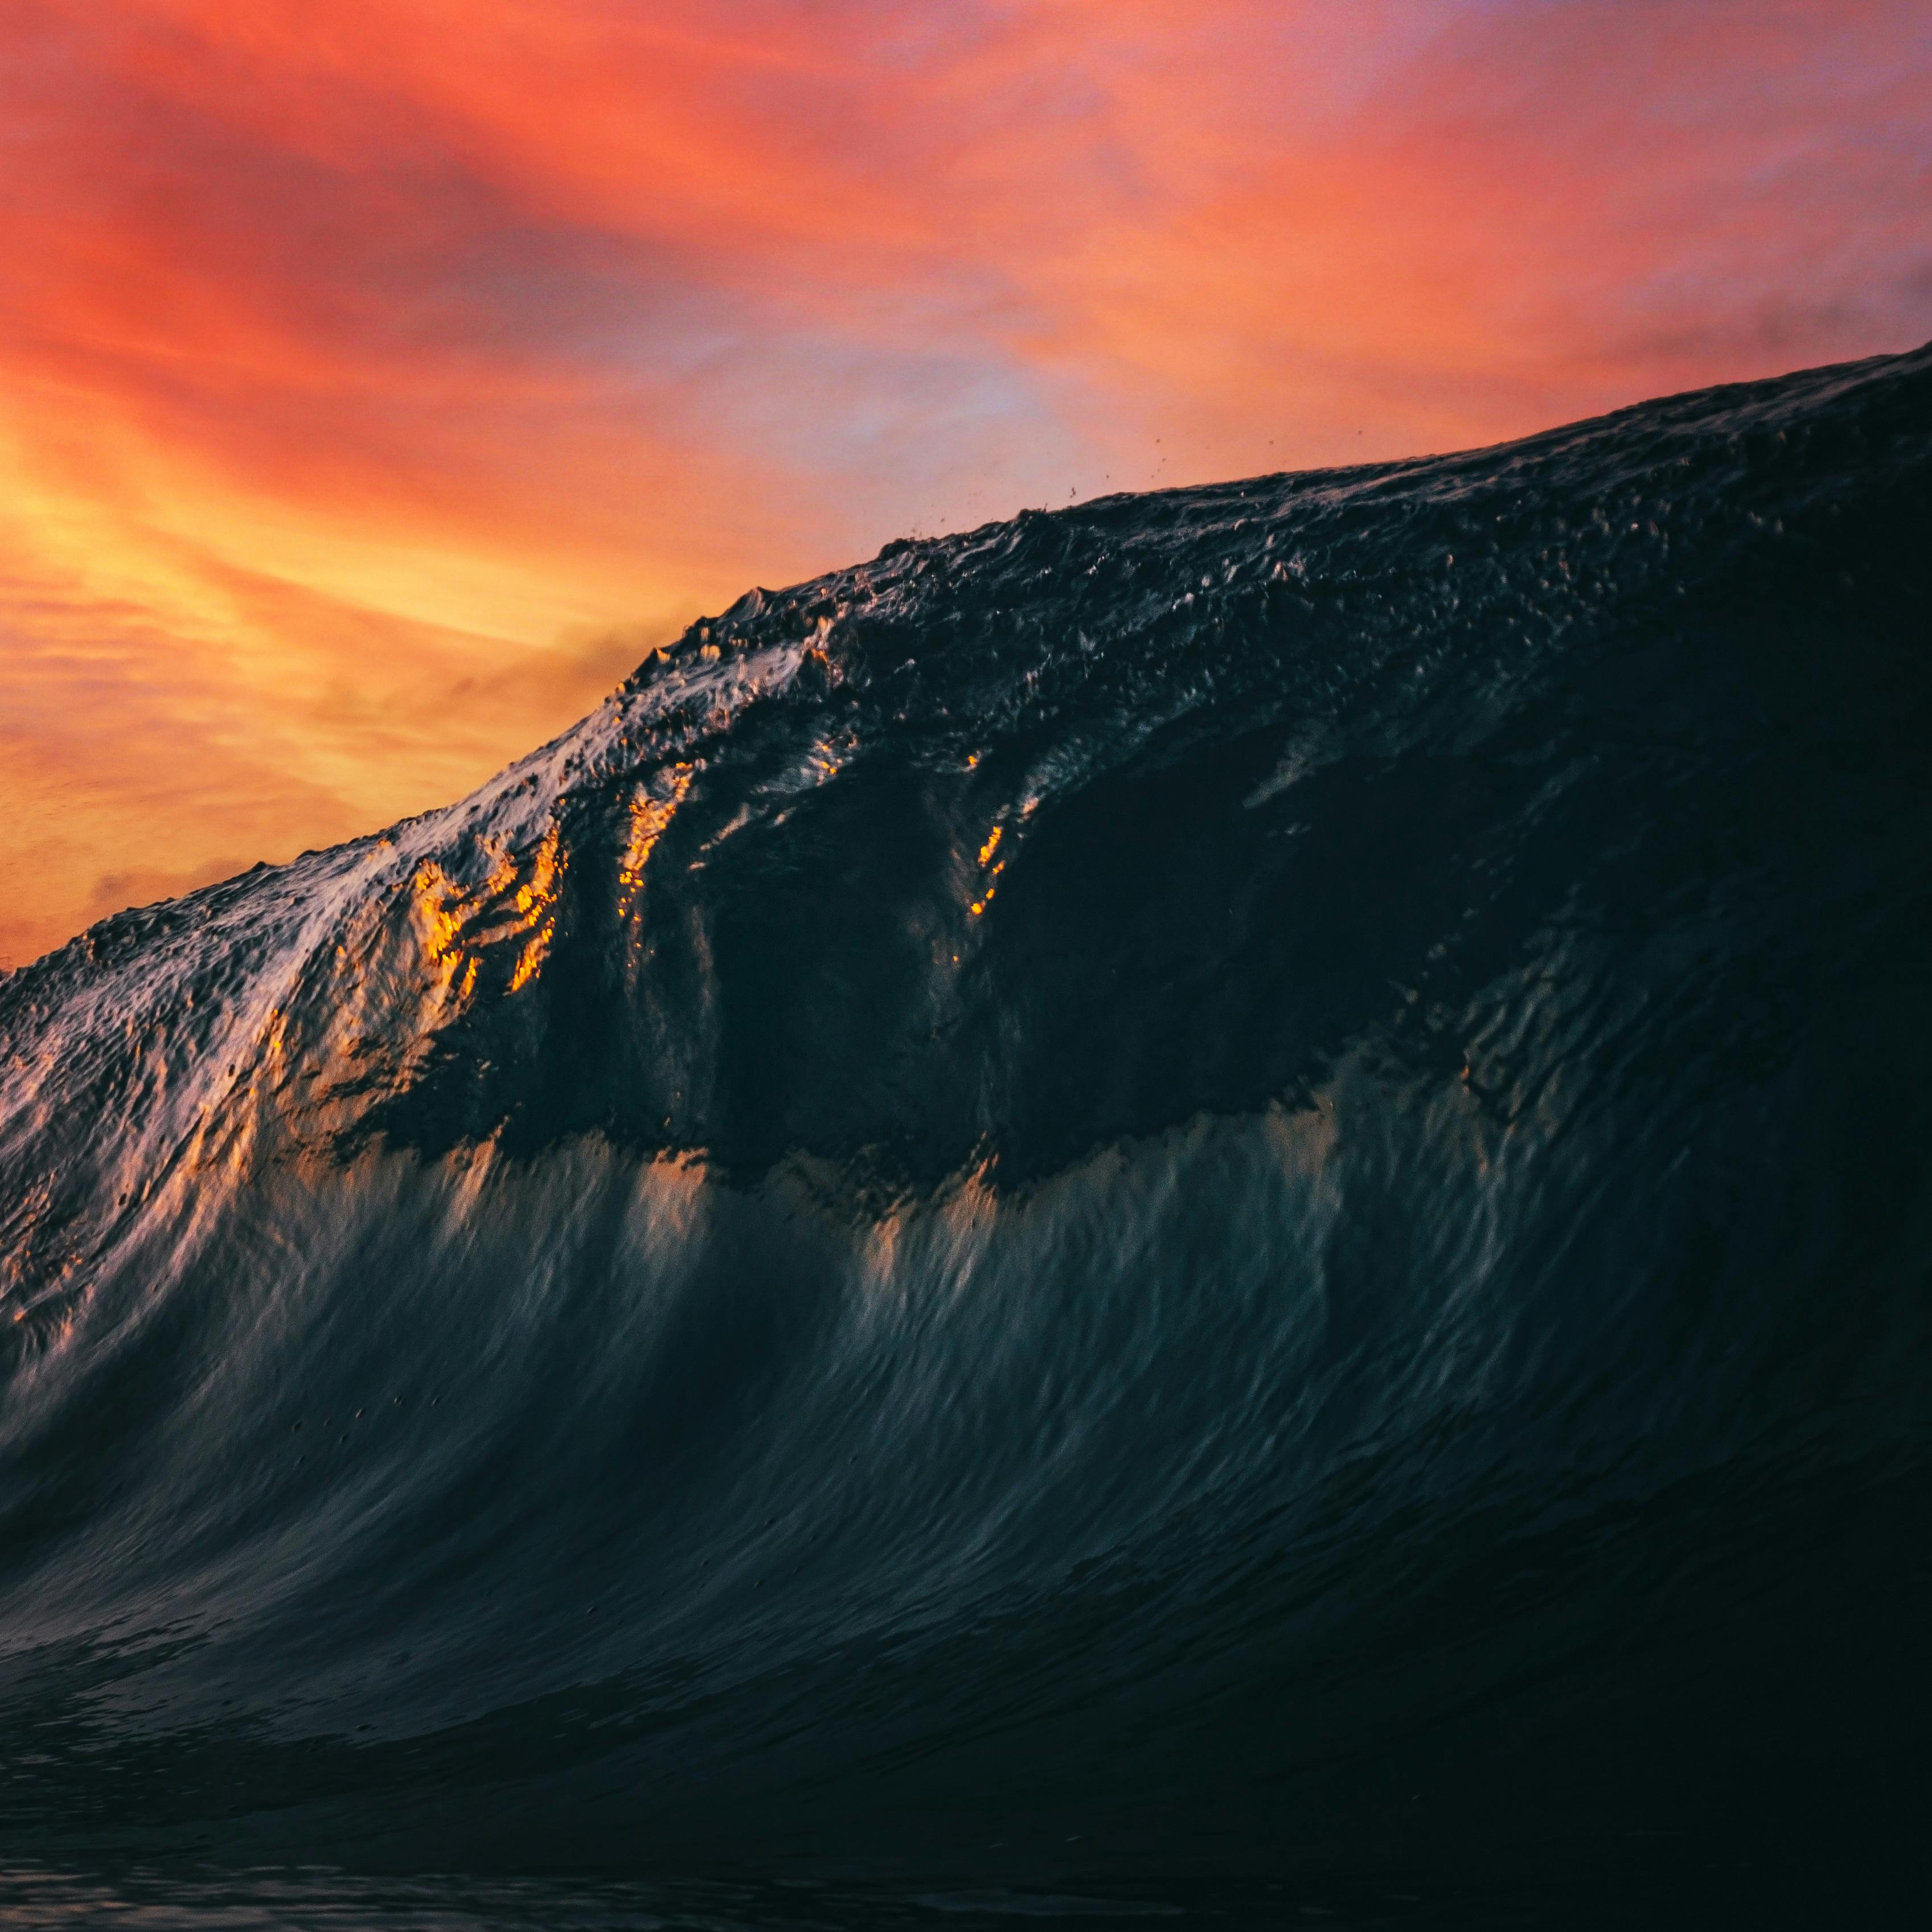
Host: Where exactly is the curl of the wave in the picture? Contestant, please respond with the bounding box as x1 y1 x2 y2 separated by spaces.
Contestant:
2 343 1930 1908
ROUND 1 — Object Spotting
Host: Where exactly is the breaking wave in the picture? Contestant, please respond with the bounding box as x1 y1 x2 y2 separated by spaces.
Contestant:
3 344 1931 1923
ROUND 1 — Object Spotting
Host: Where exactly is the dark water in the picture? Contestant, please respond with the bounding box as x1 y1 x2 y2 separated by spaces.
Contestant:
3 345 1930 1926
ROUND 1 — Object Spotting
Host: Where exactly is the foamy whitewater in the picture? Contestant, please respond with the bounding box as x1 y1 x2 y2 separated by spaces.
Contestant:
2 346 1930 1926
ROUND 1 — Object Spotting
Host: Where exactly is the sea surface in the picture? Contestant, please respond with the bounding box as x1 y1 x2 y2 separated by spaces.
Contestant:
3 345 1930 1926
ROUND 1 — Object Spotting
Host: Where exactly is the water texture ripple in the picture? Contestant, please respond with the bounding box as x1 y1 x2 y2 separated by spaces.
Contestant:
2 345 1930 1920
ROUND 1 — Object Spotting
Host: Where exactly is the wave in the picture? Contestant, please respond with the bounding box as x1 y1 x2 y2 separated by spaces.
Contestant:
3 344 1931 1919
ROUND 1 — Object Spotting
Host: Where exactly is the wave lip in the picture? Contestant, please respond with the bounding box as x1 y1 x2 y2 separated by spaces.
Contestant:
2 344 1931 1909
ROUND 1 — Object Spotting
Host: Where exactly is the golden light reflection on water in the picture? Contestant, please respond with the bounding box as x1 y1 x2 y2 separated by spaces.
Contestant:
396 756 700 1005
415 867 469 977
408 822 569 999
969 820 1009 919
508 827 565 992
618 764 695 905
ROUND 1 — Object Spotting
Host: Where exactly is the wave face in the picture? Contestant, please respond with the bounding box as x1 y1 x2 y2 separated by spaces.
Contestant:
3 346 1931 1917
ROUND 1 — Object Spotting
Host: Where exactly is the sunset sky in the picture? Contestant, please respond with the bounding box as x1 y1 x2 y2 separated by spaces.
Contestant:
4 0 1929 967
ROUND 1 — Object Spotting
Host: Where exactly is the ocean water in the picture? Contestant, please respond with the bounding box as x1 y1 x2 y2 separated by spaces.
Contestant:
2 344 1929 1926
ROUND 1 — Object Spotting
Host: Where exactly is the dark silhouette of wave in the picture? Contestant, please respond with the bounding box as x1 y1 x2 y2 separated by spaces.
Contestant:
3 343 1930 1925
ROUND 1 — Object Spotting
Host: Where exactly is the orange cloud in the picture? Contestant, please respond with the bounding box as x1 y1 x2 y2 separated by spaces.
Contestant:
2 0 1927 964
